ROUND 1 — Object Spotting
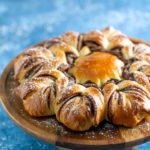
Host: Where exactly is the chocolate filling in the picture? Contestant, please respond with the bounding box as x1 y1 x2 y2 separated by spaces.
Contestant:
25 64 43 79
53 84 57 97
35 72 57 97
81 81 102 92
122 63 131 79
109 48 123 60
107 91 116 122
57 93 96 123
122 58 139 79
44 38 61 49
58 63 69 72
23 58 35 69
102 79 120 89
57 93 82 118
118 92 123 105
77 34 83 51
57 92 81 105
122 85 149 98
64 72 75 85
90 47 105 52
24 57 49 69
137 65 148 72
83 40 100 49
66 52 77 65
44 85 57 108
36 73 57 81
84 95 96 117
44 87 51 108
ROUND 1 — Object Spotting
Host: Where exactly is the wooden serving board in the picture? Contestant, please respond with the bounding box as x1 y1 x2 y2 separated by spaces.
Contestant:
0 38 150 150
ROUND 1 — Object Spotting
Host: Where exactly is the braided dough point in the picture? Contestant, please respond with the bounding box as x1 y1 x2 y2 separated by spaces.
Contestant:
16 77 55 116
103 80 150 127
55 84 105 131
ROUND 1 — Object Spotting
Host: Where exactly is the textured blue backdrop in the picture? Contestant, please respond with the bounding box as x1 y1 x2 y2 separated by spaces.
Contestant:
0 0 150 149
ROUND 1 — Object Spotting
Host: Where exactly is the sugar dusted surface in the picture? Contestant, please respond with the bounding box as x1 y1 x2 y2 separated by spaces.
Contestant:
3 61 150 149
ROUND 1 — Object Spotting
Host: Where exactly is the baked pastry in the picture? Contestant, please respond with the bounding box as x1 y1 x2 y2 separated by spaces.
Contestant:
103 80 150 127
14 27 150 131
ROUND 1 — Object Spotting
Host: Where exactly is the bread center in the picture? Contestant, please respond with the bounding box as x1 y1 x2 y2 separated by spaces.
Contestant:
69 52 124 86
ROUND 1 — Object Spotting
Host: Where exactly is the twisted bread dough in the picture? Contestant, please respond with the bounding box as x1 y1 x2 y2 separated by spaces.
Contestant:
14 27 150 131
103 80 150 127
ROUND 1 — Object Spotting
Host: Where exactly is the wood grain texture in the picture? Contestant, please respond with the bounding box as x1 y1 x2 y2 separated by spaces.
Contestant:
0 38 150 150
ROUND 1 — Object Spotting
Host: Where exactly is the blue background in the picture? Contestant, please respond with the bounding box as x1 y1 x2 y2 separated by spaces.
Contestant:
0 0 150 149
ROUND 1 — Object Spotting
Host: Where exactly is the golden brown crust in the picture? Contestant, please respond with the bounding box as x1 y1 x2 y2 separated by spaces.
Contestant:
13 47 56 82
133 44 150 63
16 68 69 116
60 31 79 48
103 80 150 127
16 77 55 116
82 31 109 49
13 27 150 131
102 27 134 59
125 60 150 92
55 84 105 131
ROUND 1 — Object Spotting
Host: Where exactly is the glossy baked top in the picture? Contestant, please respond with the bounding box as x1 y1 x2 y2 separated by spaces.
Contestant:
69 52 124 86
